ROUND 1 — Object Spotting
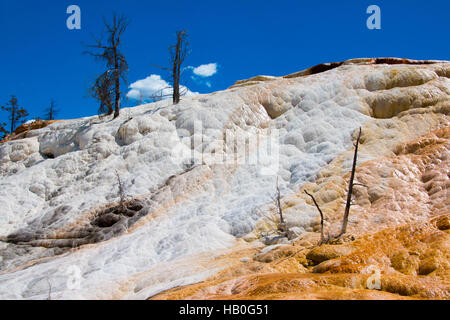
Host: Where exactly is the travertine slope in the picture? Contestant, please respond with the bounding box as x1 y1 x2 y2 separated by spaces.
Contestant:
0 58 449 300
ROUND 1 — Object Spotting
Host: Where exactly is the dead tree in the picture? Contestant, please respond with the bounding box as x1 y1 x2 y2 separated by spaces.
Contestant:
275 178 285 225
171 30 189 104
85 13 129 118
304 128 363 242
338 127 362 237
155 30 190 104
272 178 287 233
115 170 126 212
1 95 29 134
44 99 59 120
304 190 325 244
46 278 52 300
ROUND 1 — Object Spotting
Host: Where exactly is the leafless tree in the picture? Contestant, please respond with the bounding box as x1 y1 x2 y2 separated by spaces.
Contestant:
272 178 287 233
338 127 362 237
115 170 126 211
155 30 190 104
170 30 189 104
304 128 363 242
46 277 52 300
1 95 29 134
85 13 129 118
44 99 59 120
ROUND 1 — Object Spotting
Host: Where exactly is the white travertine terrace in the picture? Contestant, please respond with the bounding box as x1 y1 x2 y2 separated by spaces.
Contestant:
0 58 448 299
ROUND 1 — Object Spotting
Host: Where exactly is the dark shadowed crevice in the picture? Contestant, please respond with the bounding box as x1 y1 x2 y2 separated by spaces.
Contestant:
284 58 440 79
284 62 345 79
230 58 445 89
374 58 437 65
41 152 55 159
4 199 147 250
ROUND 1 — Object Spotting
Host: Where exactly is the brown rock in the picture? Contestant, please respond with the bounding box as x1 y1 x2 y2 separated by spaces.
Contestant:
419 257 440 275
390 250 420 275
93 213 121 228
312 259 343 274
306 245 353 264
255 245 307 266
435 216 450 231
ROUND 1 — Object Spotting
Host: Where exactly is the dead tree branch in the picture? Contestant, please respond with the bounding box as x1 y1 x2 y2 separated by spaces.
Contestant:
304 190 326 244
115 170 126 212
275 178 284 225
46 278 52 300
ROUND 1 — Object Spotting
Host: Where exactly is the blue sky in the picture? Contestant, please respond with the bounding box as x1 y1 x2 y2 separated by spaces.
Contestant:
0 0 449 126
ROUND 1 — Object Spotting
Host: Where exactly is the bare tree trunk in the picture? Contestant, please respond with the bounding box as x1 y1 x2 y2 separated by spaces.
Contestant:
115 170 126 212
304 190 325 244
338 127 362 237
169 30 188 105
48 101 53 120
173 72 179 104
113 45 121 118
114 73 120 118
11 107 15 134
173 33 181 104
105 102 113 116
46 278 52 300
276 178 285 225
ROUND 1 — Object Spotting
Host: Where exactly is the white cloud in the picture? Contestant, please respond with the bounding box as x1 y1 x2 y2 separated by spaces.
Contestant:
127 74 198 102
192 63 217 77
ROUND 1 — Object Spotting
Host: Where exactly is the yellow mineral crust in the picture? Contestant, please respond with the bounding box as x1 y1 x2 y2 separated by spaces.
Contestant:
151 214 449 300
